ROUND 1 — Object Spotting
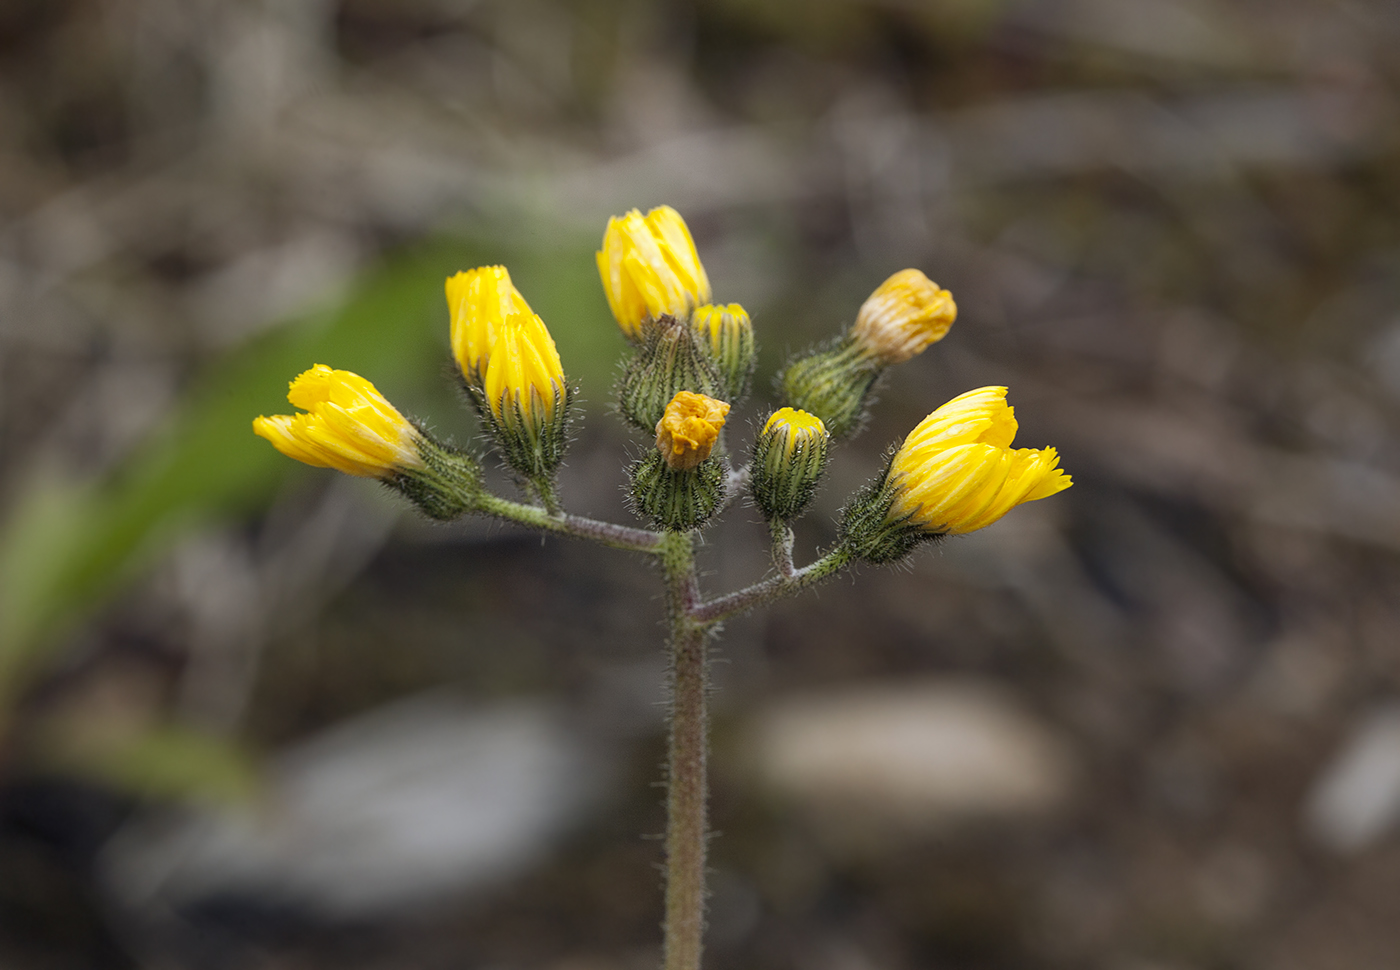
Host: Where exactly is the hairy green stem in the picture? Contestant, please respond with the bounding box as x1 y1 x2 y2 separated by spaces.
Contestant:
660 532 709 970
477 494 664 552
691 545 855 625
531 476 564 516
769 519 796 577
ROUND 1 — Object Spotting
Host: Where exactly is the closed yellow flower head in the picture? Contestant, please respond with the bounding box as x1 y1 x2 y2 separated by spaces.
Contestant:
885 386 1070 534
655 391 730 471
253 365 422 478
483 308 566 430
851 269 957 365
597 205 711 340
763 407 827 455
691 303 748 354
447 265 535 384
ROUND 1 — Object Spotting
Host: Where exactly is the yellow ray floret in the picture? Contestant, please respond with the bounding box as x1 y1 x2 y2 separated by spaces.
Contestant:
446 265 537 384
763 407 827 455
655 391 730 471
597 205 712 339
253 365 422 478
885 386 1070 533
851 269 957 365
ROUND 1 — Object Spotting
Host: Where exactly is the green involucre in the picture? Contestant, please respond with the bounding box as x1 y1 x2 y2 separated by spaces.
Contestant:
750 422 828 522
836 466 942 564
619 316 726 433
392 433 487 521
630 451 726 531
777 337 882 441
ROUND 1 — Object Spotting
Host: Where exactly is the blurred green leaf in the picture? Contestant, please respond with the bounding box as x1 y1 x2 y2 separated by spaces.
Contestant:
42 721 260 805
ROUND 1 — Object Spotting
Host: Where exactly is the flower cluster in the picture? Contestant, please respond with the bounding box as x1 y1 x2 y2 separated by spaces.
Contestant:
253 204 1069 551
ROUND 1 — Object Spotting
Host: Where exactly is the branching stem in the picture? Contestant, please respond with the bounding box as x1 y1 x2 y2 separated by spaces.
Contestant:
470 493 853 970
691 546 854 625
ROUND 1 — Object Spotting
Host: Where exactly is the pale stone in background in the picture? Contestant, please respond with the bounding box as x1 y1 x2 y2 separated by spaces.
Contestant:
750 680 1076 850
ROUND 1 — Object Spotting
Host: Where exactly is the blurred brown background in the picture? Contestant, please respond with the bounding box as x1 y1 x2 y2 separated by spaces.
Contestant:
2 0 1400 968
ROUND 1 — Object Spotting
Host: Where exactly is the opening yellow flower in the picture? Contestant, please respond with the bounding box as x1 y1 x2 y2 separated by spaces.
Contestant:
597 206 711 340
655 391 730 471
885 386 1070 534
851 269 957 365
253 365 422 478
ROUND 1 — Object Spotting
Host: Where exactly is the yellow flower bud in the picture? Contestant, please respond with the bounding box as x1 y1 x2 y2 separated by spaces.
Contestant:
752 408 829 522
446 265 537 385
850 269 957 365
654 391 730 471
481 302 566 433
885 386 1070 534
597 205 712 340
253 365 422 478
762 407 827 454
691 302 756 401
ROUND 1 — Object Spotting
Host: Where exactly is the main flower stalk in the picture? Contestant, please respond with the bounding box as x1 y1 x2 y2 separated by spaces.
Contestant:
659 532 709 970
